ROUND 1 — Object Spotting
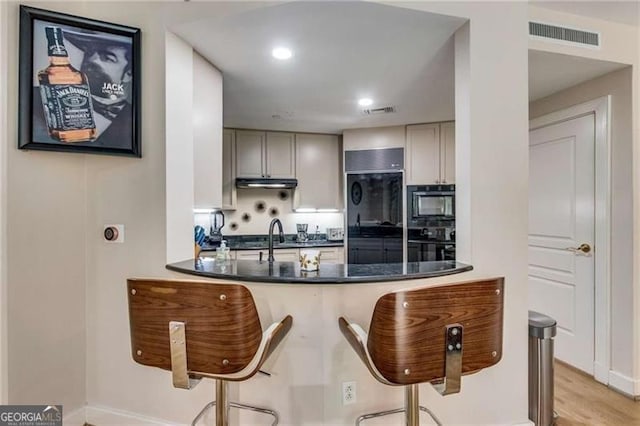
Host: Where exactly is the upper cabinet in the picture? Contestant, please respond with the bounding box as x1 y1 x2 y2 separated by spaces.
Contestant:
192 52 223 209
440 122 455 185
235 130 265 178
406 122 455 185
294 134 343 210
222 129 237 210
235 130 295 178
266 132 296 178
343 125 405 151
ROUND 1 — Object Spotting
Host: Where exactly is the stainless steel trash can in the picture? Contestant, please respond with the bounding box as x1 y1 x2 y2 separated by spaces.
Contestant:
528 311 557 426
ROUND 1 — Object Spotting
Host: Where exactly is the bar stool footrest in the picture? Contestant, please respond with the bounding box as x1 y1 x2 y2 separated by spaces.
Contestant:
354 406 442 426
191 400 279 426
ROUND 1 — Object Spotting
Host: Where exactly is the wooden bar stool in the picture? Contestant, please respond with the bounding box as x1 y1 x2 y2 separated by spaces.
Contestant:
127 278 293 426
339 277 504 426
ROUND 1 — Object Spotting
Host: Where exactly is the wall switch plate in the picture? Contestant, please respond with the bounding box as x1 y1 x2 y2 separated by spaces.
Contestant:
104 224 124 243
342 381 356 405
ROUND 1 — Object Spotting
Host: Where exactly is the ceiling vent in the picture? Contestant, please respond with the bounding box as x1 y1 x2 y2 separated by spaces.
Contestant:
362 106 396 115
529 22 600 48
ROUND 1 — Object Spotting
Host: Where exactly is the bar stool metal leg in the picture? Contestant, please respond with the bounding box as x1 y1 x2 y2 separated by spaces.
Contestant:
419 406 443 426
215 380 229 426
405 384 420 426
190 382 279 426
230 402 279 426
355 408 404 426
191 401 216 426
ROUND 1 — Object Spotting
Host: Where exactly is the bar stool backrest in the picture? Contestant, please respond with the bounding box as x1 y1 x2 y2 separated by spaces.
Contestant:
127 278 263 375
366 278 504 385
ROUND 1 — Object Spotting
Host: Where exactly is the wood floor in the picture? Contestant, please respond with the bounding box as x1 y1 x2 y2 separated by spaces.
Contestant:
555 360 640 425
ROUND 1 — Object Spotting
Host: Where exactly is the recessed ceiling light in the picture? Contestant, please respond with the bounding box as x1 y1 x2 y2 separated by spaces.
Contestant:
272 47 292 60
358 98 373 107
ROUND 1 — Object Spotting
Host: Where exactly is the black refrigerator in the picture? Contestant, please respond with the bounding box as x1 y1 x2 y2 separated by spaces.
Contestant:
345 149 404 265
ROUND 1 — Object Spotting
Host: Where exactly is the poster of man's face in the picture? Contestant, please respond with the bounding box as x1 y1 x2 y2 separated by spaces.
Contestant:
31 19 135 150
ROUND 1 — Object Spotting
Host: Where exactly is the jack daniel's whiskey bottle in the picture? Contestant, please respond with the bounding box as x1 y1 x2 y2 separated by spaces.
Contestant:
38 26 96 143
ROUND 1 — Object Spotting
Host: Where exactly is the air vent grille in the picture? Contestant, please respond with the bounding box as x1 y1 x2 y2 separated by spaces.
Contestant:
363 106 396 115
529 22 599 47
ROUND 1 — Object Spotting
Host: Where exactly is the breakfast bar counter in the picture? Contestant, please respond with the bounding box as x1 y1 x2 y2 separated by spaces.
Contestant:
166 258 472 284
163 257 480 425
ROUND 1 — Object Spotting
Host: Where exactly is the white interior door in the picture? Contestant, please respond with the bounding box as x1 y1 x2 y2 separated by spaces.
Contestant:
529 114 595 375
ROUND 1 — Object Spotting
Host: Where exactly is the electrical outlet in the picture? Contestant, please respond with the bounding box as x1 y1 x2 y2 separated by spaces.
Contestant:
342 381 356 405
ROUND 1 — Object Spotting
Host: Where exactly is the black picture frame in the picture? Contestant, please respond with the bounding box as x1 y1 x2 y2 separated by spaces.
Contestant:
18 6 141 157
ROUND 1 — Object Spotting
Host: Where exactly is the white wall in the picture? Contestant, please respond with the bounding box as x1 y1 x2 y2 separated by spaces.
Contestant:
527 5 640 395
1 1 533 425
530 68 634 384
0 0 8 405
194 189 343 237
528 6 638 65
3 1 87 414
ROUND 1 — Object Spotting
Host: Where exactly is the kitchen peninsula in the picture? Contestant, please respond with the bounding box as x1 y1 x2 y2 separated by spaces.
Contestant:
167 258 472 284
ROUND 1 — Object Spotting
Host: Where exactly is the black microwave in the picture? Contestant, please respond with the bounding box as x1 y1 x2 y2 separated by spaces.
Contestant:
408 184 455 220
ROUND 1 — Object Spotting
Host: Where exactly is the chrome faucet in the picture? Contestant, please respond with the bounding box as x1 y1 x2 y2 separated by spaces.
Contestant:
268 218 285 263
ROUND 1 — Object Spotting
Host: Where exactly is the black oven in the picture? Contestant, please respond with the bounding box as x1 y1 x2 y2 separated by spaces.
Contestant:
406 185 455 262
408 184 455 222
407 227 456 262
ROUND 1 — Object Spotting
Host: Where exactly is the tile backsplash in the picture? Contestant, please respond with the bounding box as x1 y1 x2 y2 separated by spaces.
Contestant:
194 188 344 236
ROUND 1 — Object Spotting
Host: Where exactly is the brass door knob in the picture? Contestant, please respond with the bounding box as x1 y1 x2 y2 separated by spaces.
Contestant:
565 243 591 254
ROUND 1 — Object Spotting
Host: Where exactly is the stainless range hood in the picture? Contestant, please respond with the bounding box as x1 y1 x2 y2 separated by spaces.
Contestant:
235 178 298 189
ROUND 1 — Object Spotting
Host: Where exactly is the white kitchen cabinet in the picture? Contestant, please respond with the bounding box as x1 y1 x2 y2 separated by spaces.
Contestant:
235 130 295 178
235 130 265 178
234 248 299 262
406 122 455 185
294 133 342 210
234 249 264 261
318 247 344 264
192 52 223 209
440 122 456 185
213 247 344 263
272 249 299 262
200 250 237 261
343 125 405 151
266 132 296 178
222 129 237 210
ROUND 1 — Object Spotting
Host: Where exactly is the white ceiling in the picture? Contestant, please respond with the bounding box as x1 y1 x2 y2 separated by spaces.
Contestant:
174 2 633 129
173 2 465 134
530 1 639 27
529 49 629 101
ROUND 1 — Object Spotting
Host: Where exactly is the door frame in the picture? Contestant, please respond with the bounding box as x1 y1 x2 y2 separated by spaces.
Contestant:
530 96 611 384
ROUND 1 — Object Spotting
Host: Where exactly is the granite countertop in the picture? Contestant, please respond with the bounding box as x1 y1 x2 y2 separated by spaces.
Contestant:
166 259 472 284
201 234 343 251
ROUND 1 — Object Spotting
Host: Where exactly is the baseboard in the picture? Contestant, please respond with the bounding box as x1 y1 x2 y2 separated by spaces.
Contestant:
608 370 640 398
593 361 609 385
85 403 533 426
63 407 86 426
85 405 174 426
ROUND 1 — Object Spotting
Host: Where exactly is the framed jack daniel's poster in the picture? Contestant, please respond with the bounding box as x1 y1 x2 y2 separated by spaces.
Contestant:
18 6 141 157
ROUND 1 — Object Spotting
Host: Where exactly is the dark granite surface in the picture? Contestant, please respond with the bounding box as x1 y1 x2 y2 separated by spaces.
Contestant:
166 258 472 284
201 234 343 251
